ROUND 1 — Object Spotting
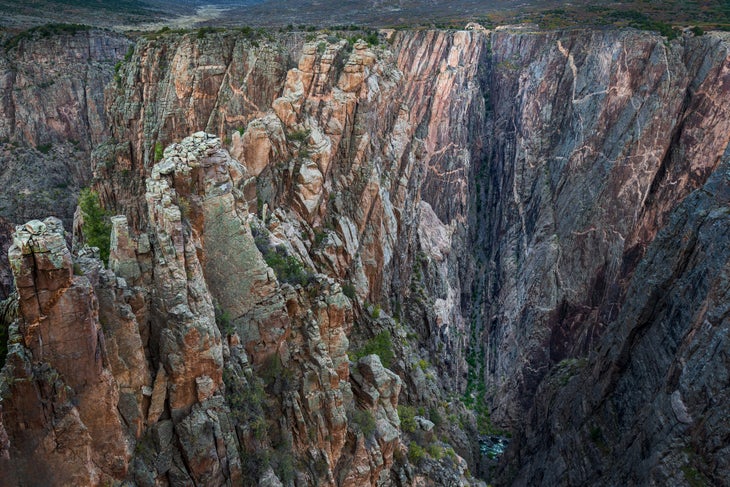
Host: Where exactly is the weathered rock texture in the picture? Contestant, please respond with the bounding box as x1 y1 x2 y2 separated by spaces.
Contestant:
501 148 730 486
477 29 730 431
0 28 131 267
0 216 13 299
0 24 729 487
0 218 128 486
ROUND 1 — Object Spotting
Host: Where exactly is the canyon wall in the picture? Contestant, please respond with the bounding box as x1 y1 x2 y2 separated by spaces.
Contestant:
0 25 728 486
0 28 130 297
478 28 730 425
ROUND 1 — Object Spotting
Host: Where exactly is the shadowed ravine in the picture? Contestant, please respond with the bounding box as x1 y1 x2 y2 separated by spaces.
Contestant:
0 24 728 486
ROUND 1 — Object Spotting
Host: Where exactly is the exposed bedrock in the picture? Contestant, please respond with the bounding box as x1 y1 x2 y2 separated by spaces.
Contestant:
0 218 128 486
0 25 728 486
0 30 131 232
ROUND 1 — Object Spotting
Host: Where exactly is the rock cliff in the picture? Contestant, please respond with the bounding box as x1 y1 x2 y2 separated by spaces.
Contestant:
0 27 131 296
1 218 128 485
478 28 730 427
0 24 728 486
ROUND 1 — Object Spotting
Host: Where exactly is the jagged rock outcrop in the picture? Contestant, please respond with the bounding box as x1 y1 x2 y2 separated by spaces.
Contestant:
140 132 402 486
0 29 131 231
0 218 128 486
90 29 491 480
94 31 303 227
0 23 729 487
345 355 402 485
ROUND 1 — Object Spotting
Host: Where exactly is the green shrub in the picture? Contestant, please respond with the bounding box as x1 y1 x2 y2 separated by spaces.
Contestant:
408 442 425 464
371 304 381 319
37 143 52 154
4 23 91 50
123 44 134 62
224 368 268 441
214 303 234 335
260 353 295 393
287 128 310 143
251 225 312 286
428 406 443 428
114 61 123 83
445 447 457 461
398 405 417 433
365 31 379 46
606 10 680 39
153 141 164 162
79 188 111 264
196 26 223 39
427 443 444 460
352 331 394 368
265 247 311 286
681 464 710 487
342 282 356 300
351 408 376 437
271 447 296 483
314 230 327 246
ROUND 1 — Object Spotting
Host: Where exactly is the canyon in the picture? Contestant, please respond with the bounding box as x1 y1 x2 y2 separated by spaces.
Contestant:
0 22 728 486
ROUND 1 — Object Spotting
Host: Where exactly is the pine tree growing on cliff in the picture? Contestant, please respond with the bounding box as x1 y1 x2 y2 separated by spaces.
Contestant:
79 188 111 264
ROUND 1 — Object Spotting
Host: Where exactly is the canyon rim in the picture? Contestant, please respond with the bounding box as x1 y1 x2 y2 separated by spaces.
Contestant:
0 7 728 487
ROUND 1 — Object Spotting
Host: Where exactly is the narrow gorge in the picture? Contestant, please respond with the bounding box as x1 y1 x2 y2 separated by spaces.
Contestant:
0 23 728 486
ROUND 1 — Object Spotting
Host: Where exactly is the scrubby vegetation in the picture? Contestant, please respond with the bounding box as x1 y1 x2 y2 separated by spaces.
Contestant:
398 405 417 433
350 408 377 437
408 442 425 464
515 5 726 34
214 302 234 335
4 23 92 50
264 246 311 286
153 141 164 163
287 128 310 143
196 26 225 39
341 282 356 300
252 225 313 286
350 330 394 368
79 188 111 264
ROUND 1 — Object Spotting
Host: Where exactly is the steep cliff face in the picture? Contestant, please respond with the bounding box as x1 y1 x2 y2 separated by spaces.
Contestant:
0 24 729 486
91 28 490 477
0 28 130 296
94 30 303 227
477 28 730 484
0 218 128 485
477 28 730 427
500 149 730 485
99 26 488 396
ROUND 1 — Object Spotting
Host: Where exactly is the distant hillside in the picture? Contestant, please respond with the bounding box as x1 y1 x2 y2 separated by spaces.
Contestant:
1 0 729 31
